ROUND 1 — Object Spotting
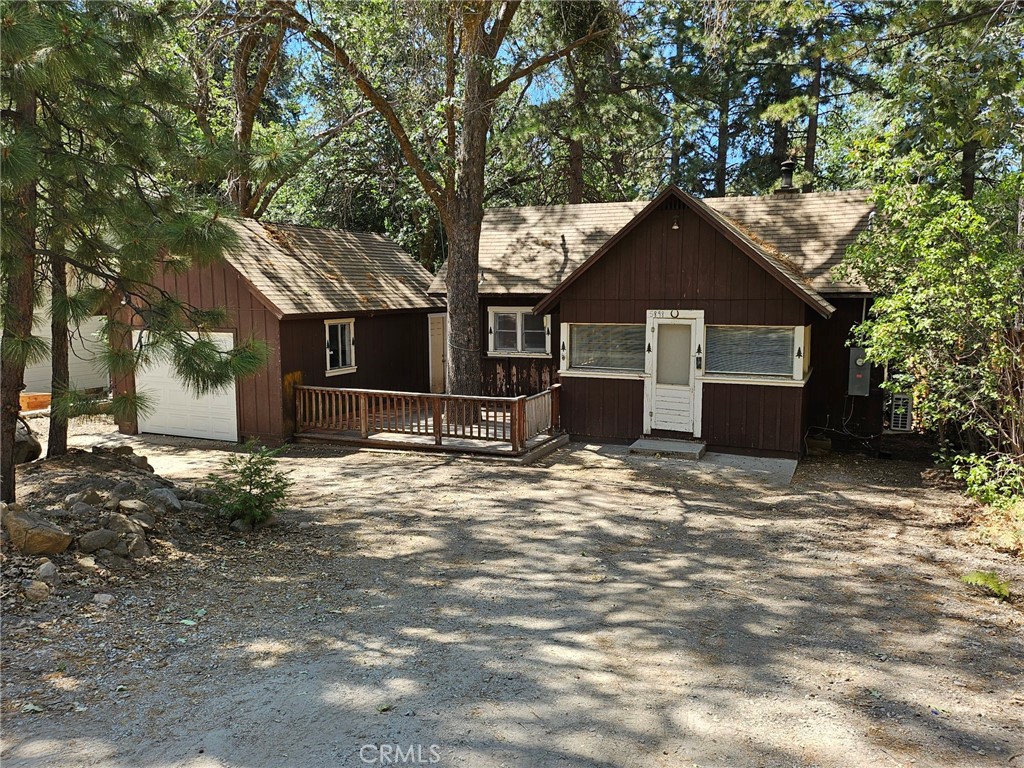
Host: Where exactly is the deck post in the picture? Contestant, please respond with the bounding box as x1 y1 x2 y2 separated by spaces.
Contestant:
432 397 443 445
359 393 369 438
549 383 561 436
511 396 526 453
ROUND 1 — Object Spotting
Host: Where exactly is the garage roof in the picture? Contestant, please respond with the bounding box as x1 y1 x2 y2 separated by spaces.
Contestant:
225 219 444 318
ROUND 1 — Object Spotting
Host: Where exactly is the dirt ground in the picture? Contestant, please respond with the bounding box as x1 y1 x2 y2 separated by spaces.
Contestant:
2 416 1022 768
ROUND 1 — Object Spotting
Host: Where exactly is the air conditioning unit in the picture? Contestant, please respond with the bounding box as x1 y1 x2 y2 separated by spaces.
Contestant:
889 393 913 432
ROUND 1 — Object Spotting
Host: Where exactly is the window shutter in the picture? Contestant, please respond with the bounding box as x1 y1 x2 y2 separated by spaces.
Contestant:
570 325 646 370
705 326 793 376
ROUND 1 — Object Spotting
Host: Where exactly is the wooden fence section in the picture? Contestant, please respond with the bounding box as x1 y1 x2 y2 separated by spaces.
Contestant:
295 384 561 456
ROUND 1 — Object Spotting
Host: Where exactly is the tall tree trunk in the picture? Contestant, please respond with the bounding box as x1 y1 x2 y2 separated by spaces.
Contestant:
961 140 979 200
802 55 822 192
771 122 789 176
567 53 586 204
568 139 585 204
48 252 69 457
714 82 730 196
1 92 37 502
443 13 490 397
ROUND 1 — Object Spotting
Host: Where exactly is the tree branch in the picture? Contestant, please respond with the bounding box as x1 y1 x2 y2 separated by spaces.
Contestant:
490 26 609 98
487 0 521 54
270 1 447 215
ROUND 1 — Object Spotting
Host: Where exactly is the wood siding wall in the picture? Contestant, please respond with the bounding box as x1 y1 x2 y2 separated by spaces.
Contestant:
701 383 803 457
807 296 885 444
555 198 809 456
480 296 560 397
279 310 431 394
125 259 284 443
558 201 807 326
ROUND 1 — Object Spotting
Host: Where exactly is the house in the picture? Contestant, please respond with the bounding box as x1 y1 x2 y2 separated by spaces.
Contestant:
22 311 109 402
117 219 444 444
428 185 881 459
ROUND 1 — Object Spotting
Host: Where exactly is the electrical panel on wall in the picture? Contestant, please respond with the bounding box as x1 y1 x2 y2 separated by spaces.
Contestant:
848 347 871 397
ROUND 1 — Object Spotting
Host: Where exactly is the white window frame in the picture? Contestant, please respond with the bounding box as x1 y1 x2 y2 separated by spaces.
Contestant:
486 307 551 357
324 318 357 376
701 324 809 386
558 322 649 379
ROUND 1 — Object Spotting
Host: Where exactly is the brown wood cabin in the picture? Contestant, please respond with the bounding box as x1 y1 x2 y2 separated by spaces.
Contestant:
429 185 883 459
116 219 444 444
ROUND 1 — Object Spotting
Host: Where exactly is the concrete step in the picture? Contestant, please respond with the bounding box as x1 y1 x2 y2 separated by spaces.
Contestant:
628 438 706 460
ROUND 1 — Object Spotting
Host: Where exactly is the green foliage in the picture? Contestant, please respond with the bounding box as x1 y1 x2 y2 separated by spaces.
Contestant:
960 570 1012 601
953 454 1024 508
838 159 1023 467
0 0 268 425
205 442 293 527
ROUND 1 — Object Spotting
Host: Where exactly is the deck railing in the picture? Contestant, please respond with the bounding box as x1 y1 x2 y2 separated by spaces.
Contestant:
295 383 561 454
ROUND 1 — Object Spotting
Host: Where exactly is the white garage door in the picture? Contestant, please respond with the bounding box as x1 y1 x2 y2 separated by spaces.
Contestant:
134 331 238 442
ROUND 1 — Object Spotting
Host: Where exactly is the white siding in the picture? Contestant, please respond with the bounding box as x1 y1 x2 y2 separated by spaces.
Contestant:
22 315 109 393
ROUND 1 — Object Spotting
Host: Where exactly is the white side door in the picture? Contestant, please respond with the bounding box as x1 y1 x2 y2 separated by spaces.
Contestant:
644 311 704 437
134 331 238 442
428 314 447 394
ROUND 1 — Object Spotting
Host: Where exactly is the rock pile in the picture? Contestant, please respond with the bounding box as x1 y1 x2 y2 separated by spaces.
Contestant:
2 478 182 603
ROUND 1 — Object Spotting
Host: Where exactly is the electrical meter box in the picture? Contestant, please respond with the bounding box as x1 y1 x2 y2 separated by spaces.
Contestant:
848 347 871 397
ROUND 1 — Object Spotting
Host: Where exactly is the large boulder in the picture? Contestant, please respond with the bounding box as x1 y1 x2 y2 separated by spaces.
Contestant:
108 512 145 537
13 419 42 464
2 509 73 555
77 528 118 554
145 488 181 513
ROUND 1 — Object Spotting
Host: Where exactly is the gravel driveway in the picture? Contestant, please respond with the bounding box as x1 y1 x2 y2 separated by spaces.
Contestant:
2 420 1022 768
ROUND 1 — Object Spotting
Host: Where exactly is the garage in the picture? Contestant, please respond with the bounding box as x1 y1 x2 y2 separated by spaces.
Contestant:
134 331 238 442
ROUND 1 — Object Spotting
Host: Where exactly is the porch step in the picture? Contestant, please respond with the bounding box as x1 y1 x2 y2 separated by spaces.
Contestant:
628 438 706 460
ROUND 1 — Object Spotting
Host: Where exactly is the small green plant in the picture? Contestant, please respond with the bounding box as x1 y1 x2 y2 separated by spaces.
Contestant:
952 453 1024 508
960 570 1012 601
205 442 293 526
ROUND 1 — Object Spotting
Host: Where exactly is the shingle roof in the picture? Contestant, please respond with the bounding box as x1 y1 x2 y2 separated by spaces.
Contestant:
427 201 648 296
427 189 873 297
707 190 872 293
225 219 443 318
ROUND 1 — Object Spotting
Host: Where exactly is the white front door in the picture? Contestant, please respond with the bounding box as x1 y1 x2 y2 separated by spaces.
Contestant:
644 311 704 437
428 314 447 393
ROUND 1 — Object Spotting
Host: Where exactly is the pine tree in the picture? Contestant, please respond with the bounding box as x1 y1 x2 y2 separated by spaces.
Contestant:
0 1 267 502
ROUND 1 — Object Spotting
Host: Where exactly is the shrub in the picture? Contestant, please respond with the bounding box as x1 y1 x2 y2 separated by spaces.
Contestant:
205 442 293 526
960 570 1012 601
952 452 1024 508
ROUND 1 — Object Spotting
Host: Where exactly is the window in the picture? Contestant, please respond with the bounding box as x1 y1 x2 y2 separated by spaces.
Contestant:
325 319 355 374
568 324 646 371
487 308 550 356
704 325 795 378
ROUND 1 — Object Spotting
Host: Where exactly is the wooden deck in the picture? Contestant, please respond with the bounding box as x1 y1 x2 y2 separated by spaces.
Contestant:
294 384 563 459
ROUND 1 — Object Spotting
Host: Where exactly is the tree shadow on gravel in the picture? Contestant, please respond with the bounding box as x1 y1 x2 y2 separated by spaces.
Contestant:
3 443 1022 768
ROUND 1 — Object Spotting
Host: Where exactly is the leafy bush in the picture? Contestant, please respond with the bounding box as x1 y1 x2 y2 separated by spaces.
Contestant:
205 442 293 526
960 570 1012 601
952 453 1024 508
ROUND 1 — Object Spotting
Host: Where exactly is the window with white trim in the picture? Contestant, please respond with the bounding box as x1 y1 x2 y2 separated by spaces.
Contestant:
487 308 550 356
325 319 356 374
704 325 800 378
568 324 646 371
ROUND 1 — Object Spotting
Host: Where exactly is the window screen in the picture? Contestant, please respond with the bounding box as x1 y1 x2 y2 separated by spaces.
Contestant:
569 325 645 371
522 313 547 352
326 322 352 369
705 326 793 376
493 313 518 351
